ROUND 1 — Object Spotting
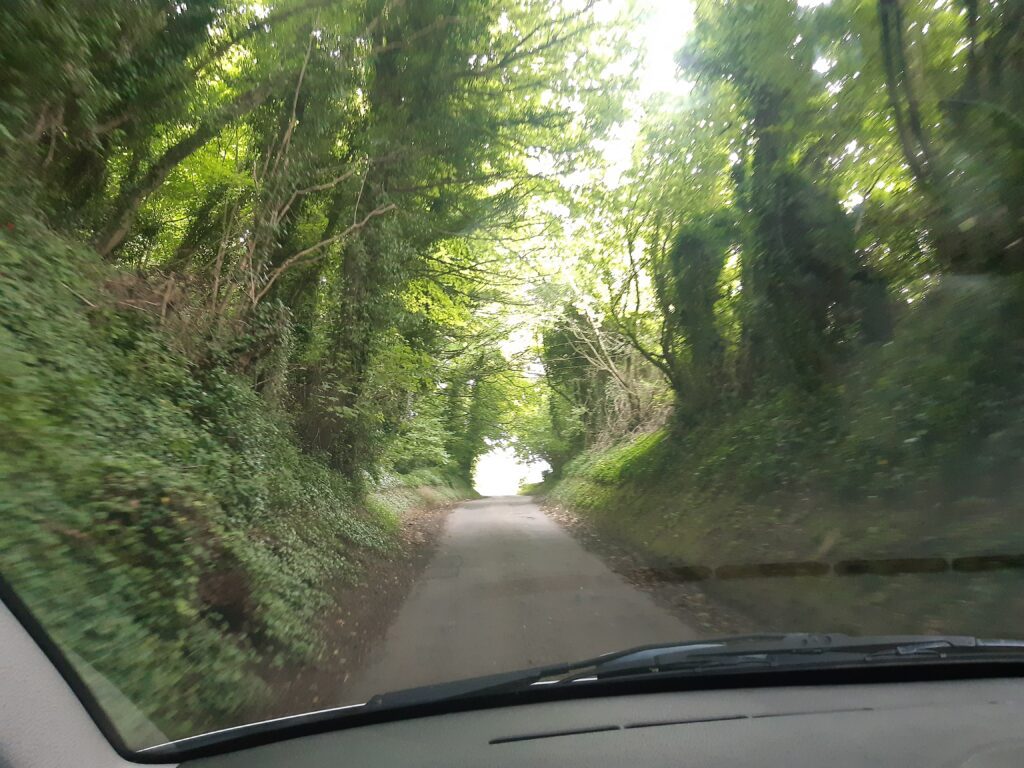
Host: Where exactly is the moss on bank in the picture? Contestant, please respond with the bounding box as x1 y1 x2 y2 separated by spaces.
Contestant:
542 277 1024 639
0 218 472 743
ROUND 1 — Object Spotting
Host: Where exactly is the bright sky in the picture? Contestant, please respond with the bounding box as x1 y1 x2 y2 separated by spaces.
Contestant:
592 0 834 179
621 0 696 98
474 445 549 496
596 0 696 182
523 0 696 185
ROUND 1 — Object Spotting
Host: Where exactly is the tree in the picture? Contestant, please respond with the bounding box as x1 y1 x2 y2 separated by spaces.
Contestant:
875 0 1024 273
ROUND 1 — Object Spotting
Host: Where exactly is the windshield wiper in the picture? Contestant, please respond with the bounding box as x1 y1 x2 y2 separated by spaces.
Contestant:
143 633 1024 760
363 639 744 709
565 634 1024 683
368 633 1024 710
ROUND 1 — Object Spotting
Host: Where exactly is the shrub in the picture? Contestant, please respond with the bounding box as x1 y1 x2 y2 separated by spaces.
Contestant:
0 222 398 741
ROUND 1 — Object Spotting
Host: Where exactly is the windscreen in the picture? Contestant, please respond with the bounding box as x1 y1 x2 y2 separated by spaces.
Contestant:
2 0 1023 756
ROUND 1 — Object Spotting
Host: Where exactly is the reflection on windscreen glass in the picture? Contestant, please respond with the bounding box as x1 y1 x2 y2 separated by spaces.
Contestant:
1 0 1023 752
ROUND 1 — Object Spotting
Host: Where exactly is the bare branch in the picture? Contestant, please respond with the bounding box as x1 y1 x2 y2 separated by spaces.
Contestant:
279 166 361 224
371 15 463 56
254 202 398 302
464 1 597 79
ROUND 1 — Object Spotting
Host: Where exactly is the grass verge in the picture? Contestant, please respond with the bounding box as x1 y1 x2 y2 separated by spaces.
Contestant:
543 279 1024 639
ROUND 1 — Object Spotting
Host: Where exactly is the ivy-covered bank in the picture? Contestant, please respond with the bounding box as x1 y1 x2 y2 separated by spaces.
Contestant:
0 0 596 738
0 218 473 741
535 277 1024 640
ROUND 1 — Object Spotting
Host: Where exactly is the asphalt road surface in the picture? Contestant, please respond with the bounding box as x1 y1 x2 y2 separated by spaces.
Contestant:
345 495 698 701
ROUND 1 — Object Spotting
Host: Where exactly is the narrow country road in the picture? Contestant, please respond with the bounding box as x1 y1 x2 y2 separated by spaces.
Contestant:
344 495 698 701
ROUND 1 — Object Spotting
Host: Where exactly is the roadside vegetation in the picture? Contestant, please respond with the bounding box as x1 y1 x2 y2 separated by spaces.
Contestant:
0 203 480 738
518 0 1024 636
3 0 1024 742
0 0 623 740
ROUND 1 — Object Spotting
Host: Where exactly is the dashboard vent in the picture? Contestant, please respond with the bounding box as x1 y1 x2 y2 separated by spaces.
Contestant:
490 707 878 744
490 726 621 744
625 715 747 729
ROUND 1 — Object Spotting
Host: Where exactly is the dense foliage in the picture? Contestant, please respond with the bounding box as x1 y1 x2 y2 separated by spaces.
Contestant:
4 0 1024 742
0 0 622 742
519 0 1024 638
523 0 1024 501
1 221 392 737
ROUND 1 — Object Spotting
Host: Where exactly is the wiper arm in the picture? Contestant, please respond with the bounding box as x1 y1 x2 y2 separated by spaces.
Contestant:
365 666 561 710
581 636 1024 683
366 636 852 708
365 639 740 709
367 634 1024 712
865 638 1024 660
865 640 962 659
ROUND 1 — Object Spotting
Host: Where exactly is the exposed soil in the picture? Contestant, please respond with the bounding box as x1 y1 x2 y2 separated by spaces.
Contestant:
543 500 758 638
253 498 454 719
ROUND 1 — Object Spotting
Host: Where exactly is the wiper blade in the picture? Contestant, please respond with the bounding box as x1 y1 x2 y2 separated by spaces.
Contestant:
365 638 746 709
365 666 560 709
580 635 1024 682
366 634 1024 712
363 635 841 707
865 637 1024 659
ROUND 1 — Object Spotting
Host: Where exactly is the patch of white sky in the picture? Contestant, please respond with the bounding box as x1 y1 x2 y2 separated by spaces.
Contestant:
524 0 699 188
474 443 548 495
514 0 858 294
497 0 701 375
589 0 837 185
506 0 700 356
591 0 697 187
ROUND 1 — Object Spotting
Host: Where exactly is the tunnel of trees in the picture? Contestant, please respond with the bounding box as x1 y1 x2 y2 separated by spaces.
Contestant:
2 0 1023 740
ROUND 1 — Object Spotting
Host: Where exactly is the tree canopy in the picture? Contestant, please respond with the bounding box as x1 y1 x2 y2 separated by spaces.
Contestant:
516 0 1024 475
3 0 1024 738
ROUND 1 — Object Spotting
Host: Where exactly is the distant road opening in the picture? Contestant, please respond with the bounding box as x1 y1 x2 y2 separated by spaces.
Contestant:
474 445 549 496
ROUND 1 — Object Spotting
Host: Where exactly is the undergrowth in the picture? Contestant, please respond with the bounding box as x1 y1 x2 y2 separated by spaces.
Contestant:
547 275 1024 636
0 217 468 743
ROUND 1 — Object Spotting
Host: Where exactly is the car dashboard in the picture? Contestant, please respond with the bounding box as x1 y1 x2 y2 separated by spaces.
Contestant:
6 595 1024 768
191 678 1024 768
